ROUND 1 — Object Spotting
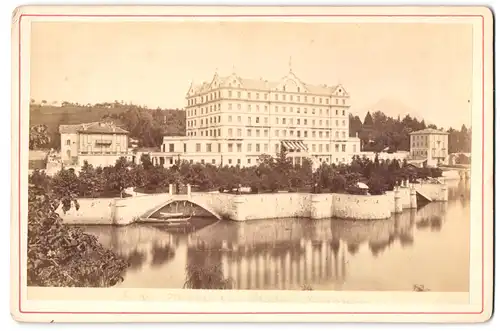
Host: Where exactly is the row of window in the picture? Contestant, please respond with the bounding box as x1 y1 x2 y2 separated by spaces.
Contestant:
187 115 347 128
186 104 347 117
185 142 353 154
187 155 348 166
187 127 348 139
187 90 347 106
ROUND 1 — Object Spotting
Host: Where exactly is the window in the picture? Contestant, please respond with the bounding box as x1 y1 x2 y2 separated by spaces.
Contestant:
326 120 329 126
319 120 323 126
256 144 260 152
320 109 323 116
304 119 308 125
297 95 300 101
297 107 300 113
248 158 251 164
264 144 268 152
343 99 346 105
275 94 278 100
264 117 268 124
326 144 330 152
335 131 339 138
228 128 233 137
312 131 316 138
342 120 345 126
66 139 71 146
319 132 323 138
228 159 232 164
218 143 221 152
256 105 260 112
282 130 286 137
237 91 241 98
237 159 241 165
342 110 345 116
228 115 232 122
237 143 242 152
336 109 338 115
218 129 221 136
237 128 242 137
256 129 260 137
336 120 339 126
264 129 268 137
275 144 279 153
282 118 286 124
169 143 174 152
237 116 241 122
276 118 279 124
297 131 301 138
289 118 293 125
237 104 241 110
212 159 216 164
289 107 293 113
290 130 294 137
256 93 260 99
353 144 357 153
275 130 279 137
248 105 252 111
247 129 252 137
196 143 201 152
201 159 205 164
275 106 278 112
319 144 323 152
228 144 233 152
326 131 330 138
256 117 260 124
248 117 251 125
247 143 252 152
282 106 286 112
312 144 316 152
326 99 329 104
342 131 346 138
304 131 308 138
297 118 301 125
206 143 212 152
282 94 286 101
335 144 339 152
184 143 187 153
305 96 308 102
342 144 346 152
289 95 293 101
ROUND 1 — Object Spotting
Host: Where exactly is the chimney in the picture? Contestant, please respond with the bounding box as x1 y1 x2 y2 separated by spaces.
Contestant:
356 132 359 138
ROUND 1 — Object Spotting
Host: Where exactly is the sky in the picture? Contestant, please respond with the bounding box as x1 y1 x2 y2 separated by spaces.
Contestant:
30 21 473 129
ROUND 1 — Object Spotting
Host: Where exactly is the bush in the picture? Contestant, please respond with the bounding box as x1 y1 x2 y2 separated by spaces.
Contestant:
367 175 386 195
27 175 128 287
330 175 347 193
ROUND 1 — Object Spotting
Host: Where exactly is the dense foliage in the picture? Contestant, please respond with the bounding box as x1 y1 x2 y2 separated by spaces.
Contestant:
27 170 128 287
349 111 472 153
39 151 443 200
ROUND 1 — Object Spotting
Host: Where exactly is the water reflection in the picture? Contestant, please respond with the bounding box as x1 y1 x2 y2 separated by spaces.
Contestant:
79 179 470 292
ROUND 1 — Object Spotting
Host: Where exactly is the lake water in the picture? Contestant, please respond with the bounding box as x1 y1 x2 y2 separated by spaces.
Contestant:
81 179 470 292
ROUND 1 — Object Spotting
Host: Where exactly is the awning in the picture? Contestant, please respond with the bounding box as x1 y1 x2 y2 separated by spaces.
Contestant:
95 140 112 145
281 140 308 152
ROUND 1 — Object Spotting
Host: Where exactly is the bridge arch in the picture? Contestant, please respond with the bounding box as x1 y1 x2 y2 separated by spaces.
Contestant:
141 197 223 221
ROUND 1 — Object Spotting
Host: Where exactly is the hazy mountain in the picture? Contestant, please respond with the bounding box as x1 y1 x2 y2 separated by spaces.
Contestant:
354 98 422 121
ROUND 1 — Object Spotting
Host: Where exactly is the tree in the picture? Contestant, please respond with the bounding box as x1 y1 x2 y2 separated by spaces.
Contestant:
29 124 51 150
78 161 105 197
27 171 127 287
106 157 133 198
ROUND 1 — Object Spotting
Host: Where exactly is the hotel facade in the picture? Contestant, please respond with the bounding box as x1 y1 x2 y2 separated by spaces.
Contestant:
140 69 361 168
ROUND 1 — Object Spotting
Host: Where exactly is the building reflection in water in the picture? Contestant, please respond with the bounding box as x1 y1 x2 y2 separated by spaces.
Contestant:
77 178 470 290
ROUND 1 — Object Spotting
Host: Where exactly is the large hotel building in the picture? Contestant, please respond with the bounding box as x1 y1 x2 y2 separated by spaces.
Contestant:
144 68 361 168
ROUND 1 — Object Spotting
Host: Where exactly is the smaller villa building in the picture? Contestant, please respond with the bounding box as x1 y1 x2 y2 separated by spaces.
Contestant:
59 122 130 168
409 128 449 167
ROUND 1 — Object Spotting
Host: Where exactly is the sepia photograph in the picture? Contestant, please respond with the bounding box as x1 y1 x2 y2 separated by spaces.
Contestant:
11 5 493 323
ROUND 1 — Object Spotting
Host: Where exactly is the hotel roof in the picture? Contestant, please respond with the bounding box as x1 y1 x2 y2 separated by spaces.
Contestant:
409 128 449 135
186 69 349 97
59 122 129 134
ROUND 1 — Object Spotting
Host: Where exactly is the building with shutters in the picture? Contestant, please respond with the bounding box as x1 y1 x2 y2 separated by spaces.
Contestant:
142 68 361 169
59 122 131 168
409 128 449 167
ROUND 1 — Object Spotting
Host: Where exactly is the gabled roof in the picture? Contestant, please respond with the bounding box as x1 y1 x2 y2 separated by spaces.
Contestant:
59 122 128 134
187 70 348 97
409 128 449 135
